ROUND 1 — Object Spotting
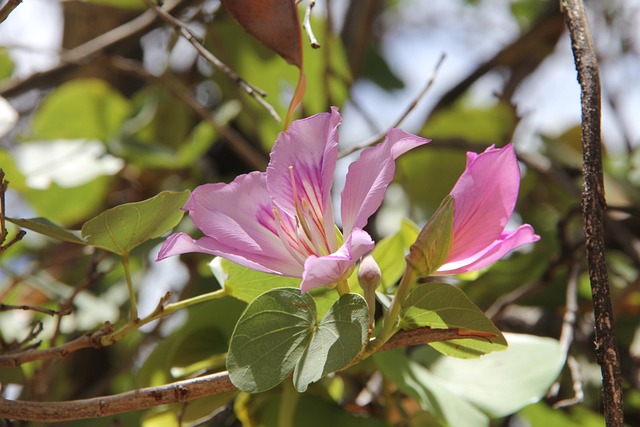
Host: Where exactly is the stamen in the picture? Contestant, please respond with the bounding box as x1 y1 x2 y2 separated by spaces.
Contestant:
289 166 314 243
272 206 307 264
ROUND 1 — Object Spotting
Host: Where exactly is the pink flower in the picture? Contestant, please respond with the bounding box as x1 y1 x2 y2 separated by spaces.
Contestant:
157 107 430 292
436 144 540 275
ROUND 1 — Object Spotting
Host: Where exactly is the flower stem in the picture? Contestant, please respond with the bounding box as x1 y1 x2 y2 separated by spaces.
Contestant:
102 289 227 346
121 253 138 321
368 265 417 352
335 279 350 296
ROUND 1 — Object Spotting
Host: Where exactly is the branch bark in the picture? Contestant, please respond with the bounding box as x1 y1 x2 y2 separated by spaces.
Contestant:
0 327 494 422
562 1 624 425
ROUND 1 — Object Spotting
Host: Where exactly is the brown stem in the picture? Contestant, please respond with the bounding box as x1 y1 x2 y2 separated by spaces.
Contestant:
562 1 624 425
0 326 493 422
0 0 21 25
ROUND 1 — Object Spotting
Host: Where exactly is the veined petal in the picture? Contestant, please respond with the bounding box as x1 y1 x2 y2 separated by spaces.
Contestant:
300 228 375 293
341 128 430 235
436 224 540 274
267 107 340 224
183 171 302 275
156 232 299 276
447 144 521 262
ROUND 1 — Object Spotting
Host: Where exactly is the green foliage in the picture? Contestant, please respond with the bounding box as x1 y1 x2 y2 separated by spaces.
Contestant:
227 288 368 393
401 282 508 357
375 350 489 427
31 79 130 141
81 190 190 255
415 333 565 417
6 217 85 244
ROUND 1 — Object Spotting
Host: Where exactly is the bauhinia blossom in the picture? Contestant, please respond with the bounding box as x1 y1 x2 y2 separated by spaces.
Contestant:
157 107 430 292
434 144 540 275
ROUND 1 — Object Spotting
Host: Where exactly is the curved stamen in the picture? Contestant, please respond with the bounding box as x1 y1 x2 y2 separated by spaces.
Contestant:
272 207 308 265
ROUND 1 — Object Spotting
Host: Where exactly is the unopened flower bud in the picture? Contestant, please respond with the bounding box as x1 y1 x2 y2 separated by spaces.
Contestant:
358 254 382 292
406 195 454 278
358 254 381 331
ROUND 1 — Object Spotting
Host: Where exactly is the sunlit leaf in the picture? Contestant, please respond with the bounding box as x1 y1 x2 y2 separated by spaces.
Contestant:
293 293 368 392
401 283 507 358
6 217 86 245
366 220 419 291
416 333 565 417
81 190 190 255
375 350 489 427
228 289 368 393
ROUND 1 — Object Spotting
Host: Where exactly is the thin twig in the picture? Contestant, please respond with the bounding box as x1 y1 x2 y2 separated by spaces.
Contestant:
0 169 27 255
0 324 113 368
553 355 585 408
141 0 281 122
0 0 21 25
563 0 624 425
0 304 71 317
0 0 192 98
0 326 495 422
109 56 268 170
338 54 446 158
303 0 321 48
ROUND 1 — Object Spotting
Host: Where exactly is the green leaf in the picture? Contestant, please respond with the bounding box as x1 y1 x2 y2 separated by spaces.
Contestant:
227 289 369 393
213 258 339 317
0 48 15 81
375 350 489 427
214 258 302 302
81 190 190 255
6 217 86 245
227 288 316 393
420 333 565 417
32 79 130 141
401 283 507 358
293 293 369 392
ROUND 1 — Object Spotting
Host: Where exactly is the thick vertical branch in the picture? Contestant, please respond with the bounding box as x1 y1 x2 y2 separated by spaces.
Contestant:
562 1 624 425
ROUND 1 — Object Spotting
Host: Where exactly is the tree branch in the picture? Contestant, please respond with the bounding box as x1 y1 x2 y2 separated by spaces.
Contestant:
0 0 21 25
0 0 192 98
140 0 281 122
0 327 494 422
562 0 624 425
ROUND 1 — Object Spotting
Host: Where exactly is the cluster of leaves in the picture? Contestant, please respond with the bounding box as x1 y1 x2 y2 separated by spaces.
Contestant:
0 0 639 426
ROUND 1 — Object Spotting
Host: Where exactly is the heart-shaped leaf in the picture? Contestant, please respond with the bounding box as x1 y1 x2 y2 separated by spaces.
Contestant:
6 217 86 245
401 282 507 358
227 288 369 393
81 190 190 255
227 288 315 393
293 293 368 392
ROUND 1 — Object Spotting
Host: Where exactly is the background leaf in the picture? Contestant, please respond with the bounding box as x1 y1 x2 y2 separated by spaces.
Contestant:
375 350 489 427
81 190 190 255
401 282 508 358
414 333 565 417
6 217 86 244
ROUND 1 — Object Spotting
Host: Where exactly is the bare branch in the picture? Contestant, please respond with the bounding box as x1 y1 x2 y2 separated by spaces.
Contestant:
0 326 495 422
303 0 321 49
562 0 624 425
338 54 445 158
0 0 192 98
0 324 113 368
140 0 281 122
109 56 268 170
0 0 21 25
0 303 71 317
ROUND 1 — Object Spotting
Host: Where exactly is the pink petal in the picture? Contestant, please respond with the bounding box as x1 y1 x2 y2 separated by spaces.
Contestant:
341 128 430 235
156 232 292 276
176 171 303 276
266 107 341 251
437 224 540 274
447 144 521 263
300 228 375 293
